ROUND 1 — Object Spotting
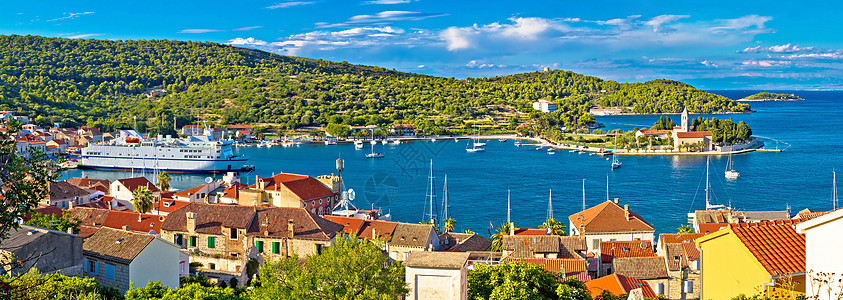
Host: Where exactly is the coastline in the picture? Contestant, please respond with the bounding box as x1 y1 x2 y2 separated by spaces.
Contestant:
737 98 803 102
589 110 755 116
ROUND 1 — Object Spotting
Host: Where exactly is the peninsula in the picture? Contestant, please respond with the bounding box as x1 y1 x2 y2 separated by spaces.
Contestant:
739 92 803 101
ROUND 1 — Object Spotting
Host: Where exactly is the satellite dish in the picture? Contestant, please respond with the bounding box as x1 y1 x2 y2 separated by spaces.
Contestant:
640 241 648 250
205 177 213 184
341 191 348 200
348 189 356 201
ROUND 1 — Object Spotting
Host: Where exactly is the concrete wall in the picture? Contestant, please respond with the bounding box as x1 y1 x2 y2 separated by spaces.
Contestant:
1 229 84 276
405 266 466 300
129 238 181 289
699 232 771 299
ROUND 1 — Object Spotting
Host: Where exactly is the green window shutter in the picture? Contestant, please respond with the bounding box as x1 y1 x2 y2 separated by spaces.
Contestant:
255 240 264 252
208 236 216 249
189 236 197 247
272 241 280 254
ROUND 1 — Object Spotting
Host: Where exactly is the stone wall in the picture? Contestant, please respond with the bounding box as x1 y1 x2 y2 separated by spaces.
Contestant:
83 256 131 293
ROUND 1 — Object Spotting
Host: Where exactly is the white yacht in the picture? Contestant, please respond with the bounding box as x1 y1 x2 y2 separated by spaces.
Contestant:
80 127 252 174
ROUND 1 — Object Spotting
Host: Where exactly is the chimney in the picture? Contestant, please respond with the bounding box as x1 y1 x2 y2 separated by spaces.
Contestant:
624 204 630 220
509 222 515 236
255 175 261 189
287 219 295 237
68 201 74 209
122 225 130 231
67 227 74 234
186 212 197 233
614 198 619 204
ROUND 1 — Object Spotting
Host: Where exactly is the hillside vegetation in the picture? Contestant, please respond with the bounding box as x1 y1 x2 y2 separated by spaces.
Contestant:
742 92 802 101
0 35 750 136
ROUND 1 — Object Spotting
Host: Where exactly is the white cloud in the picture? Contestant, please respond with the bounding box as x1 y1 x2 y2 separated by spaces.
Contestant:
363 0 412 4
179 29 222 33
741 59 791 67
417 64 425 68
316 10 448 28
267 1 315 9
66 33 102 39
701 60 718 67
740 43 814 53
227 37 268 46
47 12 94 22
233 26 263 31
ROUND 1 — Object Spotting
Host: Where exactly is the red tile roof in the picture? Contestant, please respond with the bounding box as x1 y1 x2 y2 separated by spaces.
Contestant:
252 173 335 201
161 203 256 234
659 233 705 245
22 205 63 222
322 215 366 236
682 242 700 260
586 273 657 298
569 201 654 234
153 199 191 214
357 220 399 241
66 177 111 192
676 131 712 138
513 228 548 236
639 129 672 135
225 125 252 129
116 177 160 193
48 181 92 200
503 257 590 282
698 223 729 234
729 220 805 276
249 206 343 240
601 241 656 263
502 235 587 258
173 183 212 198
100 210 166 234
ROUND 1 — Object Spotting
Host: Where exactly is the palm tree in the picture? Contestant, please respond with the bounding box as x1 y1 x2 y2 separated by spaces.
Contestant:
677 225 693 234
490 221 513 251
539 218 568 236
157 171 171 191
132 186 153 214
444 218 455 233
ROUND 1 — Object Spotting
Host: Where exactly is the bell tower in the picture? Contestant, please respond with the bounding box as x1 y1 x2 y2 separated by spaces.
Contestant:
681 107 690 132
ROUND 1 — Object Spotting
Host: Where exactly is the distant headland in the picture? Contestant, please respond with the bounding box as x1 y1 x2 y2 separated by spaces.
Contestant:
738 92 803 102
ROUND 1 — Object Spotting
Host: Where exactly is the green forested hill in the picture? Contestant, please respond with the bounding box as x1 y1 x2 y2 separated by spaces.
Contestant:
0 35 750 135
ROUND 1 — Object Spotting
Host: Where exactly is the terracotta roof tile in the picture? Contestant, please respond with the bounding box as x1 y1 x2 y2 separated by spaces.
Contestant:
586 274 657 298
220 183 248 199
48 181 91 200
600 241 655 263
448 233 492 252
251 173 334 201
502 257 590 282
665 243 687 271
161 203 256 234
173 184 212 198
83 227 155 264
100 210 166 235
404 252 469 269
116 177 160 193
676 131 712 138
513 228 548 236
730 220 805 276
22 205 63 222
682 242 700 260
357 220 398 241
698 223 729 234
69 207 110 227
153 199 191 214
659 233 705 245
639 129 672 135
388 223 436 248
569 201 654 234
502 235 586 258
613 256 668 280
66 177 111 190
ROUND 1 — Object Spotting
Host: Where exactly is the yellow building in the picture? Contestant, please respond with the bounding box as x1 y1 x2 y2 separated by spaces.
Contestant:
696 220 806 300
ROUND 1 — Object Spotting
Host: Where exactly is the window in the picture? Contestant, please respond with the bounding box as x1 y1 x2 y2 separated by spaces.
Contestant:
208 236 216 249
655 282 664 295
692 259 700 270
86 259 99 274
592 239 600 249
272 241 280 254
682 281 693 293
189 236 197 247
315 244 323 255
255 240 264 252
174 234 184 246
229 228 238 240
209 263 216 270
105 264 115 279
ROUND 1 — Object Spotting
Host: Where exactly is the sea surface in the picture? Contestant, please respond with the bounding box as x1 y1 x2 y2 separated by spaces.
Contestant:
62 90 843 236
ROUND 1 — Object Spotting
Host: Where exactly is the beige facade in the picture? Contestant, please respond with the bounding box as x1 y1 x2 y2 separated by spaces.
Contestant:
404 252 470 300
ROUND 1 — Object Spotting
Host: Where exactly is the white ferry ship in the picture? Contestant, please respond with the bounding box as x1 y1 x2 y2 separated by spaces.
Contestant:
80 128 253 173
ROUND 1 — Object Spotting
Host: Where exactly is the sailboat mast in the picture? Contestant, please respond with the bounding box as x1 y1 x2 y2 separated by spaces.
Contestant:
705 157 710 209
546 189 553 221
426 160 436 225
606 174 609 202
443 174 449 221
582 179 586 212
507 189 511 224
834 170 838 210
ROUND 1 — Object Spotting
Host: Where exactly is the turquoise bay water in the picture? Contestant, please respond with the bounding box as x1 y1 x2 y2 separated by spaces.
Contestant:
63 90 843 236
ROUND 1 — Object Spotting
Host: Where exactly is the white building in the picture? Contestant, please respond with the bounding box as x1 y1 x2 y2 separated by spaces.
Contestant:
404 251 470 300
568 200 656 254
795 209 843 300
532 99 558 113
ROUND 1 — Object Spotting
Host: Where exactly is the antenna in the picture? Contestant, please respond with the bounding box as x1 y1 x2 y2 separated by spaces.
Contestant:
546 189 553 221
834 170 838 210
582 179 586 212
606 174 609 202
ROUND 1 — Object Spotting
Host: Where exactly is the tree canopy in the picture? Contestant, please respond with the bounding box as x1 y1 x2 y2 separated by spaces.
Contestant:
467 261 590 300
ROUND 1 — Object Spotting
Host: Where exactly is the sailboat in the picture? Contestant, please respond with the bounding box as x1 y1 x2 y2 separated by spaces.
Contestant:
725 153 739 179
365 131 384 158
473 128 486 147
354 140 364 150
704 157 730 210
611 135 621 169
466 128 485 152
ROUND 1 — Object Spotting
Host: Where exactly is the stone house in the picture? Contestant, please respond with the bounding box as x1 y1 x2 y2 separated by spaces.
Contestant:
0 225 84 277
239 173 339 216
172 182 224 203
501 235 587 259
437 232 492 252
67 177 111 194
599 240 656 277
613 256 670 297
658 233 705 300
82 227 181 293
569 200 655 254
44 181 97 209
404 251 470 300
387 223 439 261
248 206 343 262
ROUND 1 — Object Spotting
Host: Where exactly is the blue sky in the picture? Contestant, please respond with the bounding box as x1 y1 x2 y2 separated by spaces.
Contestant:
3 0 843 89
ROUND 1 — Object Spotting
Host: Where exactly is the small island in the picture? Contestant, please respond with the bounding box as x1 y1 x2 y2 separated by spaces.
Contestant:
739 92 803 101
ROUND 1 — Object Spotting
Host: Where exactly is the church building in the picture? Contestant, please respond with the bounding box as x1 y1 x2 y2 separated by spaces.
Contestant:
672 107 713 151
